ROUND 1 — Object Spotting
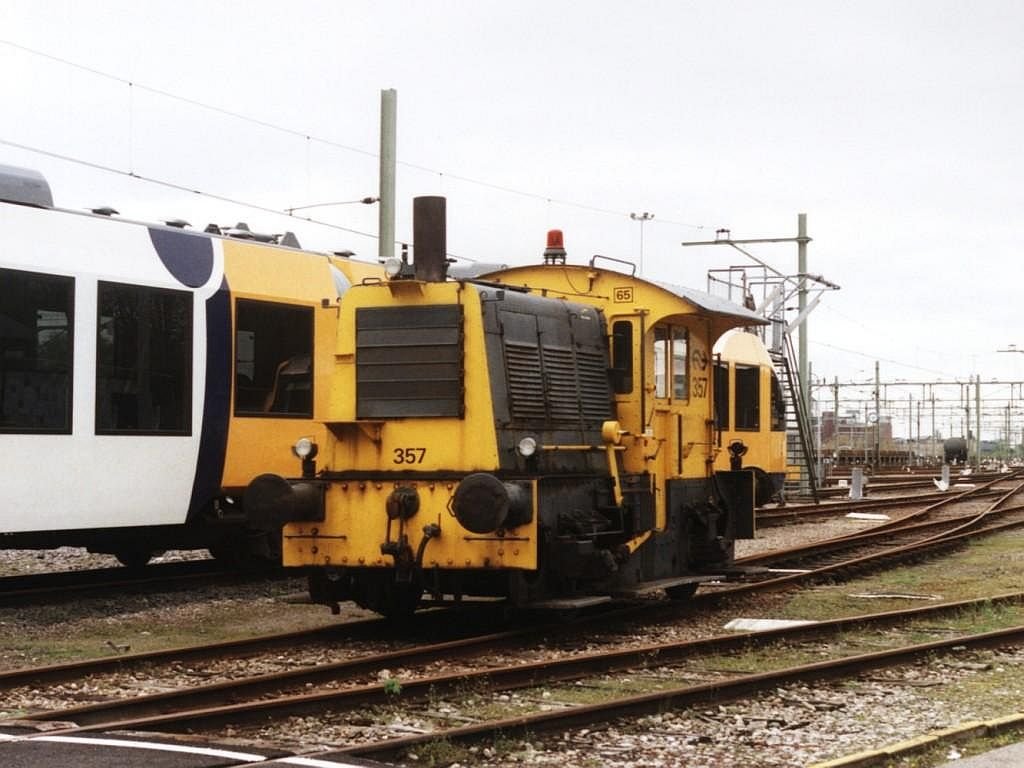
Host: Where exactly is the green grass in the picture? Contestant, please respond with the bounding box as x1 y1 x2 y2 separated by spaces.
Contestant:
779 529 1024 621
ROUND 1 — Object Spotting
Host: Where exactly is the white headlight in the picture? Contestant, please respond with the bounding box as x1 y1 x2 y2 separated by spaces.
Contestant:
517 436 538 457
293 437 315 459
384 257 403 278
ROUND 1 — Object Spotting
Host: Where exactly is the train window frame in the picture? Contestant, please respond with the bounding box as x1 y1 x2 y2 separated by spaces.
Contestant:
714 359 730 430
770 369 786 431
671 326 688 400
734 363 760 431
234 298 314 418
0 268 75 434
95 281 193 436
653 324 689 401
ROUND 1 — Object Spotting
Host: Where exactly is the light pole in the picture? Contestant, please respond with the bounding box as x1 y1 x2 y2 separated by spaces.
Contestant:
630 211 654 275
284 197 379 215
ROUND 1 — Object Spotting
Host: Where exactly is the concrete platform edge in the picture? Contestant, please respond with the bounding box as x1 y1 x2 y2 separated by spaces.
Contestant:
807 712 1024 767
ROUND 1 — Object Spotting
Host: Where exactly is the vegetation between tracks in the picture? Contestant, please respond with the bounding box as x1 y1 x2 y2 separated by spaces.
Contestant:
340 530 1024 766
0 577 345 669
5 529 1024 767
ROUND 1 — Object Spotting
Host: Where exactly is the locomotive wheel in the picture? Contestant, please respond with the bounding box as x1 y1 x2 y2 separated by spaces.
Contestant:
353 575 423 619
383 583 423 620
114 548 159 569
208 529 281 568
665 582 699 600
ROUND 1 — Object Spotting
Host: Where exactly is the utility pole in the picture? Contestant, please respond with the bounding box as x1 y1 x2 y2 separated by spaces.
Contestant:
930 388 935 461
378 88 397 263
975 375 982 467
797 214 809 419
874 360 881 468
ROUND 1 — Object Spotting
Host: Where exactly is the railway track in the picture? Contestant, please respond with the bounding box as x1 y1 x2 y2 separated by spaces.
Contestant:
0 559 279 606
5 474 1023 761
13 482 1007 690
721 473 1024 595
813 470 1004 498
16 592 1024 759
755 487 1004 527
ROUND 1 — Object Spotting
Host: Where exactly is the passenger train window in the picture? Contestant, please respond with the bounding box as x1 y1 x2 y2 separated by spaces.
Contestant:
234 300 313 417
653 325 689 400
96 282 192 434
735 364 760 430
0 268 73 433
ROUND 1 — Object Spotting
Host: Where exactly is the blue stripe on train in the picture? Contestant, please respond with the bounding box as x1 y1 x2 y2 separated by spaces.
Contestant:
148 227 214 288
186 277 231 521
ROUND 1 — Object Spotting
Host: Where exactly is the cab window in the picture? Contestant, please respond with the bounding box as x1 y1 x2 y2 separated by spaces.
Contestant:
654 324 688 399
234 299 313 416
770 370 786 431
735 364 760 430
714 361 729 429
610 320 633 394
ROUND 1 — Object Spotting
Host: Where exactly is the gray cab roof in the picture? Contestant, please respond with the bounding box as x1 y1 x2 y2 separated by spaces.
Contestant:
652 279 767 326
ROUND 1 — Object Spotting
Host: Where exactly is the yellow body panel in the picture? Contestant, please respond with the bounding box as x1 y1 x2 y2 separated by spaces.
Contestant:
324 281 500 472
219 241 382 491
282 281 532 569
284 480 537 570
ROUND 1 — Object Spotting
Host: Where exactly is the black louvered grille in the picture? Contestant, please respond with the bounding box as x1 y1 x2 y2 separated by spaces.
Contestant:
543 347 581 422
503 329 612 427
356 305 464 418
505 342 546 421
576 348 612 421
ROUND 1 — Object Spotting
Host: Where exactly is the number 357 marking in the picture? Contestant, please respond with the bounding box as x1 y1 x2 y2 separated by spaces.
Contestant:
691 377 708 398
393 448 427 464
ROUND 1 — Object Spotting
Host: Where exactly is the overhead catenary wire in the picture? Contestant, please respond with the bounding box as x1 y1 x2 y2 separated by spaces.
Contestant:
0 137 379 241
0 39 710 232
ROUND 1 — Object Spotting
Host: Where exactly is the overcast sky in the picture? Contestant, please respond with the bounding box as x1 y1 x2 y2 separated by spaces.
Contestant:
3 1 1023 435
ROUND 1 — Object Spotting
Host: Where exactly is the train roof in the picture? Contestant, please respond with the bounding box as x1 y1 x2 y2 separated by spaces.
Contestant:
0 164 53 208
650 279 766 326
476 262 767 331
713 329 774 366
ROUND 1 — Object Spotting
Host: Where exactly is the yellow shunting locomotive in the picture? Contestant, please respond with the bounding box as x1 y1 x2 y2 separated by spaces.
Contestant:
246 197 771 616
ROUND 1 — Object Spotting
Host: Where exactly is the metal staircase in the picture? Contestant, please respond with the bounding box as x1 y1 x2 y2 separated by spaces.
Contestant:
770 334 819 501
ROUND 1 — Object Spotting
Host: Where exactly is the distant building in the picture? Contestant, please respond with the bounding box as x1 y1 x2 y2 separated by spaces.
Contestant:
815 410 939 468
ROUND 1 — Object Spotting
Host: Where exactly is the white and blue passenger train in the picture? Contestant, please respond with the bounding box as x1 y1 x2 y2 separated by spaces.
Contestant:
0 164 380 566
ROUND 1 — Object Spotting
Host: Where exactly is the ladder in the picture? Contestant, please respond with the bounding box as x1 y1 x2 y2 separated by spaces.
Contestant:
770 334 819 501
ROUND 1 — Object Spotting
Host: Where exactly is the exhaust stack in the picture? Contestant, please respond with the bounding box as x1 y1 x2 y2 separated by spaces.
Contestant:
413 196 448 282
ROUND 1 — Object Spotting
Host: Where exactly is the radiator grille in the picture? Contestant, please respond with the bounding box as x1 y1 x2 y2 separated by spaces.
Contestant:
504 335 612 427
356 305 463 418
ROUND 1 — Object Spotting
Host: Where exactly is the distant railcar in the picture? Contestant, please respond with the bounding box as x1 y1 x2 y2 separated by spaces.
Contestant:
712 329 788 505
944 437 968 464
